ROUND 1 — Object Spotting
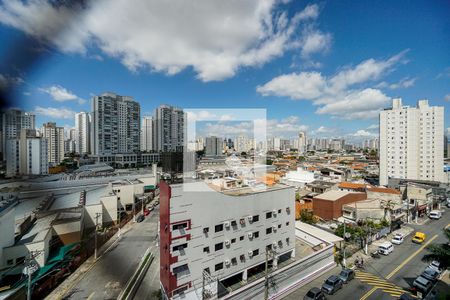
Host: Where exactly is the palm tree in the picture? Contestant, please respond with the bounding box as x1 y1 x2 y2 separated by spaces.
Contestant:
422 228 450 269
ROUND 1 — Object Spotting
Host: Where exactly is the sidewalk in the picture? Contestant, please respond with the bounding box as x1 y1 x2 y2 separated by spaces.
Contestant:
46 220 137 300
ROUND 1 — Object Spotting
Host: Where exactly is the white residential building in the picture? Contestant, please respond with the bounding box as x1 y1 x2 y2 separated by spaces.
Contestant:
205 136 222 156
1 109 35 158
91 92 141 155
75 112 91 154
153 105 184 152
6 129 48 177
159 180 295 299
141 116 153 152
379 99 445 186
42 122 65 165
298 131 307 154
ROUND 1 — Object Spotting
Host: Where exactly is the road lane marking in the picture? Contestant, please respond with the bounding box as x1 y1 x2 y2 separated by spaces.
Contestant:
359 235 438 300
386 234 438 279
356 271 415 299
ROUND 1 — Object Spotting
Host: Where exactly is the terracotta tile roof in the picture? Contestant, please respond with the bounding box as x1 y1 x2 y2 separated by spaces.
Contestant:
338 182 369 189
368 187 401 195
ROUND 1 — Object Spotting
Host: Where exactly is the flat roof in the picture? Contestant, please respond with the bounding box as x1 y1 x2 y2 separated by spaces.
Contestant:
315 190 358 201
16 214 56 245
295 221 343 244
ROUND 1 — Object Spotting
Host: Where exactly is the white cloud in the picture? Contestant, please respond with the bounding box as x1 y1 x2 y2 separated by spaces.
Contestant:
0 1 327 82
351 129 375 137
257 51 408 119
445 94 450 102
316 126 335 133
256 71 325 99
300 30 331 58
316 88 390 120
367 124 379 130
34 106 76 120
0 73 23 90
376 77 416 90
39 85 86 104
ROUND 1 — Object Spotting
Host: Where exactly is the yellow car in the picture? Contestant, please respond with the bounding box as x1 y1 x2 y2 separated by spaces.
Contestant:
412 232 426 244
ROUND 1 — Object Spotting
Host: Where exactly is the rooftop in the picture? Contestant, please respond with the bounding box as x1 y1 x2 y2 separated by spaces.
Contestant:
338 182 370 189
368 187 401 195
314 190 365 201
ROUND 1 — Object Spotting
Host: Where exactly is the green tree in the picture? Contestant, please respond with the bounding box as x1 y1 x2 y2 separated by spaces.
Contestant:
300 210 316 224
422 228 450 269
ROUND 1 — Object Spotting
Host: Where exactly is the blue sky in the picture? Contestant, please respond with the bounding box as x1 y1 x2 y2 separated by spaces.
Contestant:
0 0 449 141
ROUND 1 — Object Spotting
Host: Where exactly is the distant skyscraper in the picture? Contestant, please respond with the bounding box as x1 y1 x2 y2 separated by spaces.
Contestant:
75 112 91 154
205 136 222 156
6 129 48 177
91 92 140 155
153 105 184 152
379 99 444 185
141 116 153 152
1 109 35 158
42 122 65 165
298 131 307 154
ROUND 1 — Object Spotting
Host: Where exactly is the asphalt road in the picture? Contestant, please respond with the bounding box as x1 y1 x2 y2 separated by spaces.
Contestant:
285 208 450 300
63 206 160 300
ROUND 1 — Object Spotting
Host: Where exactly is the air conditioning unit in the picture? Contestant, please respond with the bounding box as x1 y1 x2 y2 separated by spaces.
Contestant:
286 207 291 214
272 242 278 249
272 225 277 232
247 215 253 222
273 209 277 216
248 250 253 257
225 259 231 266
224 221 231 228
240 218 245 225
248 232 253 239
225 240 231 246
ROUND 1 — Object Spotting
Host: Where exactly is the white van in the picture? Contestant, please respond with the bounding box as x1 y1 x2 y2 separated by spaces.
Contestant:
429 210 442 219
378 242 394 255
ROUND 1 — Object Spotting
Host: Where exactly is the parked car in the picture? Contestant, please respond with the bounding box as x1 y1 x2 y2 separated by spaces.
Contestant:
398 293 416 300
338 268 355 283
429 210 442 219
412 232 426 244
144 209 150 216
321 275 343 295
136 214 145 223
303 287 326 300
421 267 440 282
428 260 442 274
412 276 433 294
391 233 404 245
378 241 394 255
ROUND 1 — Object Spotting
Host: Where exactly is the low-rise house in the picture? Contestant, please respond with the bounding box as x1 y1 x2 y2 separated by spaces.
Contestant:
313 191 367 221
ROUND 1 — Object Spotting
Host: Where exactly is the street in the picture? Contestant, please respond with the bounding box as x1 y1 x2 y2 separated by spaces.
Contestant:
63 206 160 300
285 209 450 300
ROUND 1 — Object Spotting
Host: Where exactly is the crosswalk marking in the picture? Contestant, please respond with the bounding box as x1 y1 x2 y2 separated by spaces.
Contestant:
355 270 416 298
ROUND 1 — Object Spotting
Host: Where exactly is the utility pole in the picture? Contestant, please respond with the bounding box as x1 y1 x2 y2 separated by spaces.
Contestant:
25 250 40 300
202 270 206 300
117 207 121 237
343 220 347 267
94 212 102 260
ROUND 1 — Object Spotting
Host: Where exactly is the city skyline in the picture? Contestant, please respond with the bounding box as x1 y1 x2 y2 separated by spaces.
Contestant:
0 1 449 142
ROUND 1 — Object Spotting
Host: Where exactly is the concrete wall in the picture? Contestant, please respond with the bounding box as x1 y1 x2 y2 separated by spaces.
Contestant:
0 205 15 268
52 220 82 245
161 181 296 298
101 195 118 225
84 204 103 228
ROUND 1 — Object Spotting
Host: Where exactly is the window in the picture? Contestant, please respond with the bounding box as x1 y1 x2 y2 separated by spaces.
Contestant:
266 244 272 251
278 209 281 214
266 227 272 234
6 259 13 265
231 238 236 244
173 222 188 230
266 211 272 219
231 220 237 227
173 243 187 252
240 236 244 241
203 246 210 253
286 237 290 244
231 257 237 265
215 262 224 271
173 264 189 275
286 222 290 226
252 249 259 256
215 224 224 233
204 267 210 274
203 227 209 233
215 242 224 251
240 254 245 262
253 231 259 238
253 215 259 222
16 256 25 264
278 224 281 229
